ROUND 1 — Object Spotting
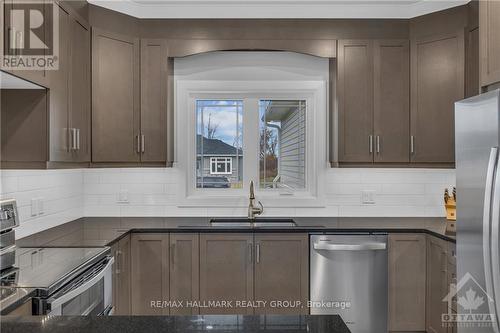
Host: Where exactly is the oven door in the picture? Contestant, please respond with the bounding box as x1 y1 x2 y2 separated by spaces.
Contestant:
46 256 114 316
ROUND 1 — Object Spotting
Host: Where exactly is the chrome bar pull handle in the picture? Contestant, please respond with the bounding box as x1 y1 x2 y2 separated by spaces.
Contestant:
369 135 374 154
76 128 80 150
376 135 380 154
115 250 122 274
141 134 145 153
136 135 141 153
248 243 253 264
256 243 260 263
410 136 415 154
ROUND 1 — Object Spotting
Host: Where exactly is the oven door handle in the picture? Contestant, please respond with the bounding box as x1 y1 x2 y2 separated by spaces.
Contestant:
313 242 387 251
48 256 114 310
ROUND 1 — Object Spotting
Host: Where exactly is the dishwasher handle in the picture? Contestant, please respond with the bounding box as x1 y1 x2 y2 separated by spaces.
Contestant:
313 242 387 251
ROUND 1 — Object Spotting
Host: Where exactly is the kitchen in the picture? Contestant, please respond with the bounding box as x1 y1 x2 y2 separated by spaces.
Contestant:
0 0 499 332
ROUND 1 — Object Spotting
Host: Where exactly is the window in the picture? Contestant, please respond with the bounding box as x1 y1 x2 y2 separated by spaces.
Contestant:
195 97 307 192
196 100 243 189
259 100 306 190
210 157 232 175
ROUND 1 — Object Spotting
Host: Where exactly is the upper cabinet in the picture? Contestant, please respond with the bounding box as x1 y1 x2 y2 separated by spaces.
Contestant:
480 0 500 88
140 39 169 163
48 5 70 162
337 39 410 165
2 0 47 87
1 2 90 168
373 40 410 164
92 32 170 165
410 31 464 165
49 4 91 164
92 28 140 163
68 18 91 162
337 40 374 164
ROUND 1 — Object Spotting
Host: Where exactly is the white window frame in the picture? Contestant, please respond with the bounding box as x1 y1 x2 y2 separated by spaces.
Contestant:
176 80 327 208
210 157 232 175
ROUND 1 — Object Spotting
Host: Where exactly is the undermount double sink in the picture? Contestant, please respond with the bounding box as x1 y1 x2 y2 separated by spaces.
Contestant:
209 218 297 228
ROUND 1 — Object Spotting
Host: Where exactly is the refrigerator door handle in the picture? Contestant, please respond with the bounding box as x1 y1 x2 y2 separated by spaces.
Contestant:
490 148 500 331
483 147 499 332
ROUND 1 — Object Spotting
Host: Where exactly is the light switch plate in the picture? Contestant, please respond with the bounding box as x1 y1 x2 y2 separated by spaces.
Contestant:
37 198 44 215
361 190 376 204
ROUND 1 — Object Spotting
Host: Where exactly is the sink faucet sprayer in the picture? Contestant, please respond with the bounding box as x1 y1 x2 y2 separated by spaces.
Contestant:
248 181 263 220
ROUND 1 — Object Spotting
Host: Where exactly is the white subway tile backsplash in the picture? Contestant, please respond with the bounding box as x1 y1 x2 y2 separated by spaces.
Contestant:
1 167 456 238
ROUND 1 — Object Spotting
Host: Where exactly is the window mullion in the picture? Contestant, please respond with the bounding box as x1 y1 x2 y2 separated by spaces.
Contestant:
242 98 260 191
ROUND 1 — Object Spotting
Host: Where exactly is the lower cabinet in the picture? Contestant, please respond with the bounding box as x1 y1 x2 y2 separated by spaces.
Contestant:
130 234 169 315
111 234 131 315
388 234 427 332
129 232 309 315
427 236 451 333
254 234 309 315
388 233 456 333
170 234 200 315
199 234 254 314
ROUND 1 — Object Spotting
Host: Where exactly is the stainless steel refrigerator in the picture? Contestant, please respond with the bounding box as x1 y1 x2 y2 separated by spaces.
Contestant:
455 89 500 333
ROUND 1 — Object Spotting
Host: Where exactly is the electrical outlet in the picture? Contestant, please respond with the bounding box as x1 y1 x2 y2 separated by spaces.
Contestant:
117 189 129 203
31 198 38 216
361 190 376 204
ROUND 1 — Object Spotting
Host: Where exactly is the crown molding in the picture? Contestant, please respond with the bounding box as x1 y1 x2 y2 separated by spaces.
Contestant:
88 0 470 19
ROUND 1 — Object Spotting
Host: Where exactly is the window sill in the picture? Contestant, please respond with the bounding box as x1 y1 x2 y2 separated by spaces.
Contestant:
178 193 325 208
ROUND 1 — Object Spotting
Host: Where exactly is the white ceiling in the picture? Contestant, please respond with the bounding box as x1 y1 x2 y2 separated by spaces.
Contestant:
88 0 470 19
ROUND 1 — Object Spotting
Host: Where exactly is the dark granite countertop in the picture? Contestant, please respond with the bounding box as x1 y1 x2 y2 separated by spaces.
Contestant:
0 315 350 333
105 226 455 247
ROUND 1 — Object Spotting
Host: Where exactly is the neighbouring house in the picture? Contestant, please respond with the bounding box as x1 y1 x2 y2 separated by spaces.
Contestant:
197 135 243 186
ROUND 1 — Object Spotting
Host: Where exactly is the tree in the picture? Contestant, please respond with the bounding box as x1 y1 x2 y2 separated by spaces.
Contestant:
206 113 219 139
260 127 278 159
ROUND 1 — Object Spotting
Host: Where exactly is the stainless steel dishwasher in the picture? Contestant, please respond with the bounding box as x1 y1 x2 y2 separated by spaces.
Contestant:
310 234 388 333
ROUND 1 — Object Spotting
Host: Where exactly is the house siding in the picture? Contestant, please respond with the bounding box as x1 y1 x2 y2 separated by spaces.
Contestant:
280 106 306 189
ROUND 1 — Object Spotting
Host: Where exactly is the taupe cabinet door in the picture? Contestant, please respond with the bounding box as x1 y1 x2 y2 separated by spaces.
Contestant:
254 234 308 315
466 27 480 98
169 234 199 315
2 0 47 87
140 39 168 163
480 0 500 87
131 234 169 315
337 40 374 163
373 40 410 163
92 28 140 163
426 236 449 333
199 234 254 314
388 234 426 332
49 5 71 162
410 31 464 164
112 234 131 315
68 19 91 162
